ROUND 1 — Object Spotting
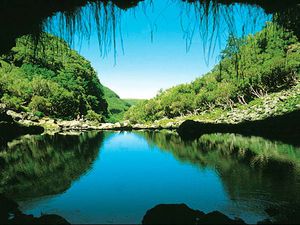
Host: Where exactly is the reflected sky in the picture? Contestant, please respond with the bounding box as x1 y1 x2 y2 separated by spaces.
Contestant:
19 132 271 224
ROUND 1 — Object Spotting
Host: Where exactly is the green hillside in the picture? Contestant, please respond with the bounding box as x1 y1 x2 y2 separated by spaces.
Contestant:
0 33 108 121
102 86 131 123
0 33 144 124
123 99 145 106
125 22 300 124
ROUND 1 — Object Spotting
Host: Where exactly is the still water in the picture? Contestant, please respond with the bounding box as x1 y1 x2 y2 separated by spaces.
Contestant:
0 131 299 224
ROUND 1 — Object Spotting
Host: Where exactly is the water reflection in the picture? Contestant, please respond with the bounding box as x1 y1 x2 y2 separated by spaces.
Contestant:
139 131 300 223
0 131 299 224
0 131 104 200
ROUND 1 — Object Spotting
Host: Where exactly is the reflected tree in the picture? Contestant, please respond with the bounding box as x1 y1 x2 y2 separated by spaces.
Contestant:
138 131 300 223
0 131 104 200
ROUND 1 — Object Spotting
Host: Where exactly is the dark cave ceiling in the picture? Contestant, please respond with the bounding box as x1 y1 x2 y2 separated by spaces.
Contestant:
0 0 299 54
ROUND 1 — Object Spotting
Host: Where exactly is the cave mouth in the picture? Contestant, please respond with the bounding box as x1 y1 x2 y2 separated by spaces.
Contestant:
0 2 299 224
0 0 299 55
0 0 299 105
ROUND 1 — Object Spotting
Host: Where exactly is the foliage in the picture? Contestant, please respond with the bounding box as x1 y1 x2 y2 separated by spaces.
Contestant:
0 33 108 120
86 110 103 123
125 23 300 123
0 132 103 199
0 94 23 111
28 96 52 115
33 111 45 118
123 99 145 106
102 86 132 123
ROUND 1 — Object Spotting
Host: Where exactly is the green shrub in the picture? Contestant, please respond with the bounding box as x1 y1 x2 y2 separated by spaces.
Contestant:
1 94 23 111
34 111 45 118
29 96 52 114
86 110 103 122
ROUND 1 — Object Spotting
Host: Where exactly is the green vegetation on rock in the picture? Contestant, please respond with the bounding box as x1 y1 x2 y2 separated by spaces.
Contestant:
123 99 145 106
125 23 300 124
0 33 142 123
102 86 132 123
0 33 108 120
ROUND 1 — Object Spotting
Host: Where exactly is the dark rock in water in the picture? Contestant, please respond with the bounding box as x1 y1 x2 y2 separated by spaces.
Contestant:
0 194 20 223
177 120 210 140
9 214 71 225
37 214 71 224
142 204 205 224
201 211 246 224
257 219 273 224
263 204 300 224
0 107 14 123
142 204 245 224
177 110 300 146
265 207 280 217
0 194 70 225
0 122 44 147
0 105 44 146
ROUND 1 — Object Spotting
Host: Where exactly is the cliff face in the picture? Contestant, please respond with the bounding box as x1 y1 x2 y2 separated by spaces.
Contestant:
0 0 298 54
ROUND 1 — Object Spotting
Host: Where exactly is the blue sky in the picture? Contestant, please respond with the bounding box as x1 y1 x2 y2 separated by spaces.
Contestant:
48 0 269 99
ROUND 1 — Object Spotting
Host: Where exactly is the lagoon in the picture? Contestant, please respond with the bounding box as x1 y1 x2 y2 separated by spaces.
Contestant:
1 131 299 224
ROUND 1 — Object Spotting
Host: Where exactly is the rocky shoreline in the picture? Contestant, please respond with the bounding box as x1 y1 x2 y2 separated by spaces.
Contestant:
3 108 178 133
178 110 300 146
1 96 300 145
0 106 44 146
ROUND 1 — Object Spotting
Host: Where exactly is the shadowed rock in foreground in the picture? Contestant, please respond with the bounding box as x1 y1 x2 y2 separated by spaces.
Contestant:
177 110 300 146
0 105 44 146
0 122 44 144
142 204 245 225
0 194 70 225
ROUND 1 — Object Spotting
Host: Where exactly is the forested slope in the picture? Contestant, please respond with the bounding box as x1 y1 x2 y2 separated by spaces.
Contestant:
125 23 300 124
0 33 108 121
0 33 147 124
102 86 132 122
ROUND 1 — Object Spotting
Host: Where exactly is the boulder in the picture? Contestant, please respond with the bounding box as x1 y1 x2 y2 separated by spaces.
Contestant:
26 114 40 122
0 194 70 225
6 110 23 121
142 204 245 225
132 124 144 129
99 123 115 130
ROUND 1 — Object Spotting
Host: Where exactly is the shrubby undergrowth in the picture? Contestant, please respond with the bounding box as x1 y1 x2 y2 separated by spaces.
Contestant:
125 23 300 123
0 33 108 120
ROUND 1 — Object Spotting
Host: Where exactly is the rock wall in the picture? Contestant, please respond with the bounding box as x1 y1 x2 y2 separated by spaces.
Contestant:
0 0 298 54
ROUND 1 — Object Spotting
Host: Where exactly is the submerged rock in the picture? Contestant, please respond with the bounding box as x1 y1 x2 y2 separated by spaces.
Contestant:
142 204 245 224
0 194 70 224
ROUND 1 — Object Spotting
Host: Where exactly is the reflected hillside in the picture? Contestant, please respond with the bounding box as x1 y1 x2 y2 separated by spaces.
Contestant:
138 131 300 223
139 131 300 167
0 132 104 200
